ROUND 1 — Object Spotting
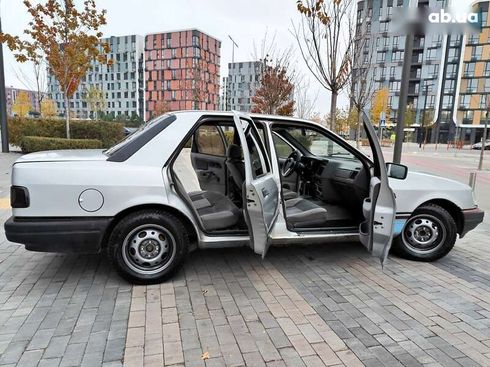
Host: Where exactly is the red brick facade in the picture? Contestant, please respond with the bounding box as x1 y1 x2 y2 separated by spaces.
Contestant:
145 29 221 120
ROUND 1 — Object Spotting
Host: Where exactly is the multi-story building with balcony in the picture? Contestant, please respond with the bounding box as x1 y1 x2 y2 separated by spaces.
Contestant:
456 1 490 144
48 34 145 120
354 0 461 143
145 29 221 120
222 61 263 112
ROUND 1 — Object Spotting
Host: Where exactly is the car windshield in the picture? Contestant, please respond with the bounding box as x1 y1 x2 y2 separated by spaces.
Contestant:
104 114 170 156
278 126 356 160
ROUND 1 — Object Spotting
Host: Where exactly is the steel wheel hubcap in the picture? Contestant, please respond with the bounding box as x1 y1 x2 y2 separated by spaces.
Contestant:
122 225 175 275
402 214 446 253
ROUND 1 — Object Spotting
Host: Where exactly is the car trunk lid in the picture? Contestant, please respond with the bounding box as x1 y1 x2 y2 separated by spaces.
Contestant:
16 149 108 163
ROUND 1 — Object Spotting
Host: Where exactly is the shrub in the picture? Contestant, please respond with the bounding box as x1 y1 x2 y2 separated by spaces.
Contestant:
8 117 124 148
20 136 102 153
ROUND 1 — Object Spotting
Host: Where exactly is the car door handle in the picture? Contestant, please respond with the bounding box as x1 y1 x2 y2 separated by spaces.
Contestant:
262 188 270 198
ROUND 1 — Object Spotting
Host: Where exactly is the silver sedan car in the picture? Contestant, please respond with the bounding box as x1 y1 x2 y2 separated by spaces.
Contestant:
5 111 484 283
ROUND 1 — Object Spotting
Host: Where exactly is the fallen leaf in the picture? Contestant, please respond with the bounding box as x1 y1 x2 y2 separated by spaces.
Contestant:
202 289 208 295
201 351 209 360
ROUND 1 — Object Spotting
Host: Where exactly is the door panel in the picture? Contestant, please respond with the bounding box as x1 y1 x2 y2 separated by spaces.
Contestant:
233 112 279 258
358 111 396 267
191 125 227 195
190 153 227 195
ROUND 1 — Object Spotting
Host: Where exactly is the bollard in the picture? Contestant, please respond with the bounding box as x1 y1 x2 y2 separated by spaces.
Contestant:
469 172 477 191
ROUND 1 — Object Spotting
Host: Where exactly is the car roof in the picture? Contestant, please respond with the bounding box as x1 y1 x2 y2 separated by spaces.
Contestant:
169 110 315 126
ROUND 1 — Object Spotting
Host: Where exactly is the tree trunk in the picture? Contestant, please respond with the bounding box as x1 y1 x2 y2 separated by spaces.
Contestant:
64 93 71 139
356 109 362 149
330 91 338 132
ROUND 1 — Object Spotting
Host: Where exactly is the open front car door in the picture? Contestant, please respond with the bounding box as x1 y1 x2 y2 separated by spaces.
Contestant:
359 111 396 267
233 111 279 258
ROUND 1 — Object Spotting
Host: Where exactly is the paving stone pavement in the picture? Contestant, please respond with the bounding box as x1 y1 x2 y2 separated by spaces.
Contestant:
1 204 490 366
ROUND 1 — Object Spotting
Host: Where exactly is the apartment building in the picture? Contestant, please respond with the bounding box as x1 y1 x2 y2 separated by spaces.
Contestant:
145 29 221 120
456 1 490 144
222 61 263 112
354 0 461 143
48 34 145 120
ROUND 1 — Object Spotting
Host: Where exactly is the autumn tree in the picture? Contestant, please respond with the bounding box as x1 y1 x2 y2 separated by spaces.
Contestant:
370 88 391 125
154 100 171 117
84 85 105 119
41 98 57 118
12 91 32 117
14 59 46 114
347 3 374 147
295 0 354 131
405 104 417 126
252 58 295 116
0 0 110 138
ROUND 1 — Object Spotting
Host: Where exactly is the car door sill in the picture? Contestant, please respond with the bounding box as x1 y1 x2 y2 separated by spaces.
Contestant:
269 230 359 245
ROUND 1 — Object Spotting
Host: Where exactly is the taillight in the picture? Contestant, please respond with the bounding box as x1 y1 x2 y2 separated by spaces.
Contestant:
10 186 30 208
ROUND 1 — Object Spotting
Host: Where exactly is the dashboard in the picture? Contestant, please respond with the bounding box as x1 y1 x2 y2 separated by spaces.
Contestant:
300 156 369 217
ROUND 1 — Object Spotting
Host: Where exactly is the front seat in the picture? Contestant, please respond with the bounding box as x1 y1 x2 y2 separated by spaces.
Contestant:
285 197 328 229
188 191 241 231
226 143 298 200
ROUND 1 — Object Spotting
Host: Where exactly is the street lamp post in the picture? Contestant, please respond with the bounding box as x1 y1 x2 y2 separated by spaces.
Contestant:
478 110 489 171
0 0 9 153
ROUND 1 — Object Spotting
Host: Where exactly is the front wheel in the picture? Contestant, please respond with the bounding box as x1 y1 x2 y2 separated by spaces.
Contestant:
107 210 189 284
392 204 457 261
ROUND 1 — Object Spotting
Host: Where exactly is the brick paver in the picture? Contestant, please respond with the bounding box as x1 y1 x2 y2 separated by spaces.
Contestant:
1 208 490 365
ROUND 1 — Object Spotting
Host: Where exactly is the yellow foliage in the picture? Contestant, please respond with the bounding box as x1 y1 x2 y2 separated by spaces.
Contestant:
41 98 57 118
12 91 31 117
370 88 391 125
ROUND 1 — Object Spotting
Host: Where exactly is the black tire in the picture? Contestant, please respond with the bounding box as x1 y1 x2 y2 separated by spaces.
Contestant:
107 210 189 284
392 204 457 262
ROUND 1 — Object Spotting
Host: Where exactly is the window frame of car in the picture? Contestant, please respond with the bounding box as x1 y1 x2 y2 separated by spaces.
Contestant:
255 118 374 172
192 124 228 157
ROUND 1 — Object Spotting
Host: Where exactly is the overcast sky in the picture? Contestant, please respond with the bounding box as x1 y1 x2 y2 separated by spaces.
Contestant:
0 0 476 115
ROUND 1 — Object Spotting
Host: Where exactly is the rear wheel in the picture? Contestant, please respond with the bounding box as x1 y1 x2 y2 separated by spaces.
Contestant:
107 210 188 283
393 204 457 261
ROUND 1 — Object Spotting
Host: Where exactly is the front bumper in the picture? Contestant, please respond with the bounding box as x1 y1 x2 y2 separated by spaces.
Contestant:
460 208 485 238
4 216 112 253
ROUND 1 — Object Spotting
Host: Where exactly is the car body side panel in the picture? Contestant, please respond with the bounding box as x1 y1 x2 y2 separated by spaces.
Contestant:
390 171 477 213
12 161 169 217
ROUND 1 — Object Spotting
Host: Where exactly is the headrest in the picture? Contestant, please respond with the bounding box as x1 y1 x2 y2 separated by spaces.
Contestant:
227 144 241 159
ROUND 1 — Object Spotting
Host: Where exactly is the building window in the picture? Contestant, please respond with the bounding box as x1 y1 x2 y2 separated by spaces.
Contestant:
464 62 476 77
192 35 199 46
467 79 478 93
471 46 483 60
426 49 437 61
468 34 479 45
444 80 455 94
442 95 453 109
432 34 442 47
390 66 396 77
389 81 400 92
392 51 403 61
485 79 490 92
166 36 172 48
377 51 386 62
463 110 474 123
171 48 176 58
480 94 488 109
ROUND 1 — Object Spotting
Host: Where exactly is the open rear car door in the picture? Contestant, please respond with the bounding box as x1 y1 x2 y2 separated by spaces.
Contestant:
233 111 279 258
359 111 396 267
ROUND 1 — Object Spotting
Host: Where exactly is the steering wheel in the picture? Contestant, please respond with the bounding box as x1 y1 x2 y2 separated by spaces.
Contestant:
281 150 301 177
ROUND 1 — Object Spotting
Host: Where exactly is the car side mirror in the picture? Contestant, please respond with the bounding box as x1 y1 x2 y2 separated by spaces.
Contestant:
386 163 408 179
